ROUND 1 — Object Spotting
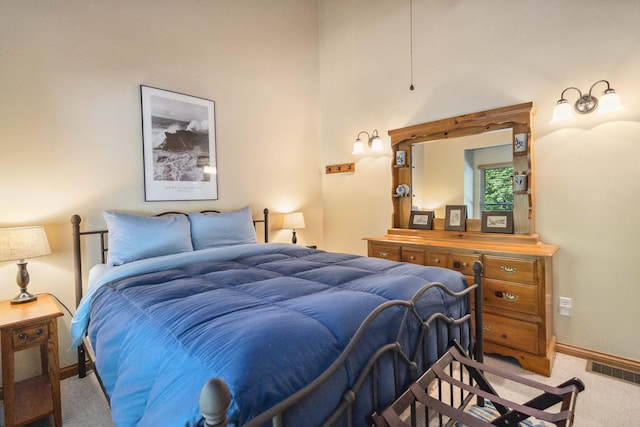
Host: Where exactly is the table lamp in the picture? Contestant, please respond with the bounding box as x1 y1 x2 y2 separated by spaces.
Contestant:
0 226 51 304
282 212 305 244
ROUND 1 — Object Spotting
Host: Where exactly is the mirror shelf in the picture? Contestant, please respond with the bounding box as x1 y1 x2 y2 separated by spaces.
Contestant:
389 102 536 238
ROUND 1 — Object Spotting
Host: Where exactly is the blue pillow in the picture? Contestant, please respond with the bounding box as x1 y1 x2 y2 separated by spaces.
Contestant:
189 206 258 250
104 211 193 266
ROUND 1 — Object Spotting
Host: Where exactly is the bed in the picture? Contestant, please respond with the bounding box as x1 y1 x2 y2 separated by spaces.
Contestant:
70 207 484 427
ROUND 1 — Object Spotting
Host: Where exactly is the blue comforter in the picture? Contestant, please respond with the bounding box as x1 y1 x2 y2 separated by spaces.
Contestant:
73 243 468 426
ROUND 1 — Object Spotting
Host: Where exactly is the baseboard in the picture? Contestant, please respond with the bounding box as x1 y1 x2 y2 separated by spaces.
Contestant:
60 362 94 380
556 341 640 373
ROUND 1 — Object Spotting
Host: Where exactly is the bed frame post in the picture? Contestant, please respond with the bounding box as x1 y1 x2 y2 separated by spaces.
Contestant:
263 208 269 243
71 214 88 378
472 261 484 364
200 378 231 427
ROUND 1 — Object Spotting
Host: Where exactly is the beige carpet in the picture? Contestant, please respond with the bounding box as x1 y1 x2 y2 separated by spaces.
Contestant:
0 371 113 427
2 352 638 426
483 352 640 426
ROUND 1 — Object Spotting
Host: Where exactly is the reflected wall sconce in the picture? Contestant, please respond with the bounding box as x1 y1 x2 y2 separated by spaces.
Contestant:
550 79 624 124
352 129 383 155
0 226 51 304
282 212 305 244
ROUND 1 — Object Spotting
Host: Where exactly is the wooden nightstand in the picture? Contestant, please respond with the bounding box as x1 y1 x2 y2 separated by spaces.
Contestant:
0 294 63 427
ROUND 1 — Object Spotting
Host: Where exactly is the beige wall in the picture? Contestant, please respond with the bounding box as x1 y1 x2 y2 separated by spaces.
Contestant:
1 0 639 381
0 0 322 375
319 0 640 361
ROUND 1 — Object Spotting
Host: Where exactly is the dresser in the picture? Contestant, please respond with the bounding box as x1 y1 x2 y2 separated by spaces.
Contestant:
367 103 561 376
366 232 557 376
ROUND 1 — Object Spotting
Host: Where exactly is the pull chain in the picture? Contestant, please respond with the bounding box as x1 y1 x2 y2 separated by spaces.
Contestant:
409 0 414 91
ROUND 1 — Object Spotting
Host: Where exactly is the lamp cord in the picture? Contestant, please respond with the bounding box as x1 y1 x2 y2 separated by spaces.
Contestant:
409 0 414 91
39 292 75 317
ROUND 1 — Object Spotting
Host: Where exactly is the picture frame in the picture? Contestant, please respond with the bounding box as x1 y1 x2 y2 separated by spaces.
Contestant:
481 211 514 234
444 205 467 231
140 85 217 201
409 210 434 230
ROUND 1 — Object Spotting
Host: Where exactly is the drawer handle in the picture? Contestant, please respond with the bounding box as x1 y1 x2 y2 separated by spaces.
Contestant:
500 265 518 274
495 291 519 301
409 255 415 260
482 325 491 332
18 328 44 340
434 258 441 264
453 261 469 269
379 251 389 258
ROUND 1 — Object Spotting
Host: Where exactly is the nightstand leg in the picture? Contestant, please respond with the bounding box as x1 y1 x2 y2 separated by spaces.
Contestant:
48 319 63 427
1 330 16 426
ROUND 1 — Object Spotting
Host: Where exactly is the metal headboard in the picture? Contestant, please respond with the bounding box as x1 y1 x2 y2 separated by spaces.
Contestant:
70 208 269 378
71 208 269 306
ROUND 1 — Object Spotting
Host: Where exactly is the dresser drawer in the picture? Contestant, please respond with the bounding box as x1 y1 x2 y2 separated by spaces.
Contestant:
426 250 450 267
483 313 538 354
450 252 482 276
402 248 425 265
369 244 401 262
484 279 538 315
12 322 50 350
484 255 537 284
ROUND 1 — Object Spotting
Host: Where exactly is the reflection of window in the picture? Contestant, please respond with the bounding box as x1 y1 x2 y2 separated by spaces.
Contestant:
480 163 513 211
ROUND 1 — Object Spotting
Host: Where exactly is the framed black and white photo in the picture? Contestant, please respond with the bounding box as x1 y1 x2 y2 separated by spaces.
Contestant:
141 85 217 201
444 205 467 231
409 210 434 230
481 211 514 234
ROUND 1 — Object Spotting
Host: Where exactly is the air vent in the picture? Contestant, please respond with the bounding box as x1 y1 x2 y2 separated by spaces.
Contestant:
587 361 640 386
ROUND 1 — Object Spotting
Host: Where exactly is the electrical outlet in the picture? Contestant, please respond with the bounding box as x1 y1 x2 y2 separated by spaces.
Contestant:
559 297 572 316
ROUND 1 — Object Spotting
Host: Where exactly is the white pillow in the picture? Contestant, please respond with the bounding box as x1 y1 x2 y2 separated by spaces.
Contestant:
104 211 193 266
189 206 258 250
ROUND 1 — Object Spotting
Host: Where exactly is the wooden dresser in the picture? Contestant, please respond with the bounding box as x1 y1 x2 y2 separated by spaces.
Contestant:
369 102 561 376
365 231 558 376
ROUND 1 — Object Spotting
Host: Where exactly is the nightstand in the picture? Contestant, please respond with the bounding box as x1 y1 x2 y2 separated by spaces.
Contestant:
0 294 63 427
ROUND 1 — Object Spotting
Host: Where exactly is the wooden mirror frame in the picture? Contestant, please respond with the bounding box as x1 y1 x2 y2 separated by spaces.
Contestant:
389 102 535 236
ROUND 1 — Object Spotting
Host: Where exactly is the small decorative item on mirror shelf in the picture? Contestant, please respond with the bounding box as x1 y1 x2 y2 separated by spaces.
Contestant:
513 171 528 193
513 132 529 155
395 184 410 197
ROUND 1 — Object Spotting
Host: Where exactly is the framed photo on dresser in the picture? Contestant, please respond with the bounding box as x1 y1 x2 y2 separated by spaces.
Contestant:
409 211 434 230
140 85 218 201
444 205 467 231
481 211 514 234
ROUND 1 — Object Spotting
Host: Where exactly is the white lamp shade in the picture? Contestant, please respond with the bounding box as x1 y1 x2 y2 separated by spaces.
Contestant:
550 100 575 124
0 226 51 262
370 136 383 152
598 90 624 114
352 139 365 155
282 212 305 230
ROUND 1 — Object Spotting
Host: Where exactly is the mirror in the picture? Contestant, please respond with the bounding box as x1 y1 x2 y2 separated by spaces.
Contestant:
389 102 534 235
411 128 512 219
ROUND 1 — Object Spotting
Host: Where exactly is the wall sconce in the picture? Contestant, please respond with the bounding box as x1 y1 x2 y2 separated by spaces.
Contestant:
352 129 383 155
550 79 624 124
0 226 51 304
282 212 305 244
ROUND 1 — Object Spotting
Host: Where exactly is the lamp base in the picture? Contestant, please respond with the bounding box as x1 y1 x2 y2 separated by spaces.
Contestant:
11 290 38 304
